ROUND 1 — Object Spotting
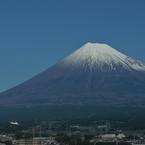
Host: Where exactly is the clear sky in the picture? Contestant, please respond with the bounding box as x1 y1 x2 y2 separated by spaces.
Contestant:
0 0 145 92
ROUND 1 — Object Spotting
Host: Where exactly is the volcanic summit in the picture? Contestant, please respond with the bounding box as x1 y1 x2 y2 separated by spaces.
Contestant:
1 42 145 106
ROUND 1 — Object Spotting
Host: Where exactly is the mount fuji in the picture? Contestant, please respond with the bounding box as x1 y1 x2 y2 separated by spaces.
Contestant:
1 42 145 107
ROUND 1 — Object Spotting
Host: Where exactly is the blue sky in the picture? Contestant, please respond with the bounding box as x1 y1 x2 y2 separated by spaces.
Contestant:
0 0 145 92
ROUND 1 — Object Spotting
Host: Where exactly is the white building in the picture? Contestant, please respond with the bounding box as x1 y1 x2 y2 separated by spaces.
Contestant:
101 134 116 139
117 134 126 139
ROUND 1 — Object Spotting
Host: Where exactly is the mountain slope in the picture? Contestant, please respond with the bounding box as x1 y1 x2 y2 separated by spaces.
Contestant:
0 42 145 107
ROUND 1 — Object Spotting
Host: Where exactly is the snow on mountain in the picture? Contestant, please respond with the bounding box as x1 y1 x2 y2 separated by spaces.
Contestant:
59 42 145 72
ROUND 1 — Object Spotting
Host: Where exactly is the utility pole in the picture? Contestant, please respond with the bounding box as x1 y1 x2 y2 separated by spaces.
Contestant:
66 124 68 133
49 119 52 130
39 124 42 139
32 127 35 144
81 133 85 142
32 127 35 139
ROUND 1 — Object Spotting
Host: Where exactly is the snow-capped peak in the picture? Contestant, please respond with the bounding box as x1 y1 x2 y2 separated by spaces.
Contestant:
59 42 145 72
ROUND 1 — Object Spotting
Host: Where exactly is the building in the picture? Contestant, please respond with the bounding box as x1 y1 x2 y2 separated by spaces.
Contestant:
18 139 42 145
101 134 116 139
